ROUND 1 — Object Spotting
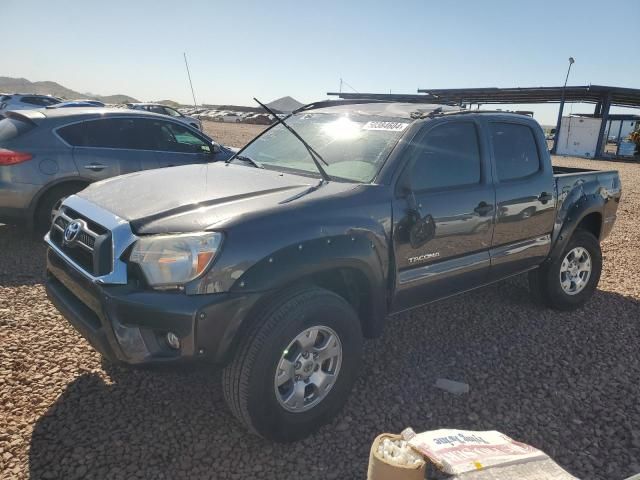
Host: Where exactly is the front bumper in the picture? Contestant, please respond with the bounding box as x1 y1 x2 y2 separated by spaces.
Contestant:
45 247 262 365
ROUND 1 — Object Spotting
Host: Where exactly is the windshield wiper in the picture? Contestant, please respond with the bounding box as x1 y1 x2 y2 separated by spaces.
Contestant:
228 154 263 169
253 97 331 183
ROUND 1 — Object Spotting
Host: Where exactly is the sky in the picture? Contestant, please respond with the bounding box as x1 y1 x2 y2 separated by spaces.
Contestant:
3 0 639 125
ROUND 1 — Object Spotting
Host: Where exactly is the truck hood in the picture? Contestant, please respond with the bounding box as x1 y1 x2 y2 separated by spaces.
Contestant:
77 162 349 234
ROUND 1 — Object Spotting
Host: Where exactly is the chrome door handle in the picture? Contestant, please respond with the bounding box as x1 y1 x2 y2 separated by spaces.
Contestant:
538 192 553 203
474 202 493 216
84 163 106 171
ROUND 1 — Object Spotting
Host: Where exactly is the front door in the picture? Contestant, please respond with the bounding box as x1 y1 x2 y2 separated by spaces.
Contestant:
391 119 496 312
140 119 213 168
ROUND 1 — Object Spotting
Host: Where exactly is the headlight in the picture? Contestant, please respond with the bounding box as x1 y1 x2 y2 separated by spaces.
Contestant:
129 232 222 288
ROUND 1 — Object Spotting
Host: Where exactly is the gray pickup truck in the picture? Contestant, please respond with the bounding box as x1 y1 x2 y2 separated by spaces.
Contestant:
44 101 621 441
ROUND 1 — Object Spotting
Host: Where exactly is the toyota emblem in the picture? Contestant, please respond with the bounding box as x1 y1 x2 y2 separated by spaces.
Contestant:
63 220 83 244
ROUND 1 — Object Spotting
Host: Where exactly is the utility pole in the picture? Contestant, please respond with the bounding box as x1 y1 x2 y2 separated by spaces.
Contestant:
551 57 575 154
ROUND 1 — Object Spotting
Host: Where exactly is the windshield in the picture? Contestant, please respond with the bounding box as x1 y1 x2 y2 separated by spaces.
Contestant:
235 113 410 182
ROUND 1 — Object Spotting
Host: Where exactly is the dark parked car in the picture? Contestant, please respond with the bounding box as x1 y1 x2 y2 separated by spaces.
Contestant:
0 108 234 230
127 103 202 130
44 101 621 442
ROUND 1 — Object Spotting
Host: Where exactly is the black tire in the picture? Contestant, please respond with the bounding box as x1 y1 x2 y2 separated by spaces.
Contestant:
528 229 602 311
34 184 85 233
222 286 363 442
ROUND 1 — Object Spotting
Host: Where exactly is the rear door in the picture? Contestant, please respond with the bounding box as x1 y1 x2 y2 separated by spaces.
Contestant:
142 119 213 168
391 119 496 312
58 118 157 181
487 120 556 279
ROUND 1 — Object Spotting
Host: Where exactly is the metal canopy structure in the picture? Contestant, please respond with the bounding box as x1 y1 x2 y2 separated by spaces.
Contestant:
325 92 457 104
327 85 640 158
415 85 640 109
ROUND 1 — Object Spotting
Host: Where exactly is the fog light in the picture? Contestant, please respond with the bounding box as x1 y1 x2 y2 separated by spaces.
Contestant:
166 332 180 350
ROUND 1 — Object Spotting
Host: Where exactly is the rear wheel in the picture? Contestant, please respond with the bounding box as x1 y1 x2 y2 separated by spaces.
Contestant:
222 286 363 442
34 184 85 233
529 229 602 310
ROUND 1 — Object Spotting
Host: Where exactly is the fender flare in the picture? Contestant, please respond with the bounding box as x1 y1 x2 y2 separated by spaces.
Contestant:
231 233 388 338
548 192 605 263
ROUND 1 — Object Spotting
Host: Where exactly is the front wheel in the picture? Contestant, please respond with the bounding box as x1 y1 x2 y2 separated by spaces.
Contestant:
222 287 363 442
529 229 602 310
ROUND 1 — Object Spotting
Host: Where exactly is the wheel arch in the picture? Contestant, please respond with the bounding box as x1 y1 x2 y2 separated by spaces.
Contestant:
29 177 92 225
575 211 602 239
214 259 387 366
549 203 603 262
242 262 387 339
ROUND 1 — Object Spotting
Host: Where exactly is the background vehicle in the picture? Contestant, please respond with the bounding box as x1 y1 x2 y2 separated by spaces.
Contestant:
0 108 234 230
44 101 621 442
0 94 61 116
220 113 241 123
127 103 202 130
48 100 106 108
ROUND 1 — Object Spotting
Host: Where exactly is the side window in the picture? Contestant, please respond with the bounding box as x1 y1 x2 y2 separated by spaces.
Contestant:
20 96 39 106
57 123 86 146
490 122 540 181
146 121 211 154
82 118 150 149
21 96 58 106
163 107 181 117
407 122 481 191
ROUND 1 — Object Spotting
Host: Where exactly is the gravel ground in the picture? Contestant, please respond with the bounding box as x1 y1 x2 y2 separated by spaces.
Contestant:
1 141 639 479
202 121 267 149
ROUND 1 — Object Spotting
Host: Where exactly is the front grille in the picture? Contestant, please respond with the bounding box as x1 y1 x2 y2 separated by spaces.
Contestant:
50 207 113 276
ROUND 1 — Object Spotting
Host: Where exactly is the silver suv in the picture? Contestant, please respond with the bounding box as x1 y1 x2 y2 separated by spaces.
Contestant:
0 94 62 116
0 108 233 230
127 103 202 130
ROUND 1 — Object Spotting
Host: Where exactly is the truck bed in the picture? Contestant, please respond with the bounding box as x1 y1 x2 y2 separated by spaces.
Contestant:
553 165 602 175
552 165 621 242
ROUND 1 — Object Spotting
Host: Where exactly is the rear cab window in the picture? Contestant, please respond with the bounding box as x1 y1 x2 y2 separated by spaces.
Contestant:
490 122 541 181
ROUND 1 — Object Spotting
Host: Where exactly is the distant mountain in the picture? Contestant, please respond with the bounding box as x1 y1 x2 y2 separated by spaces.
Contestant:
154 99 182 107
266 96 304 113
0 77 138 103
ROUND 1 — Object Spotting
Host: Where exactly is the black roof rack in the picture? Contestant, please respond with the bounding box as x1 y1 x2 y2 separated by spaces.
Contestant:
293 98 400 113
325 92 458 105
316 94 534 119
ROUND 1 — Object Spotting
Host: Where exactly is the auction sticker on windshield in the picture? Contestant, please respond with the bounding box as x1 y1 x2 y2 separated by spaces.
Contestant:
362 121 409 131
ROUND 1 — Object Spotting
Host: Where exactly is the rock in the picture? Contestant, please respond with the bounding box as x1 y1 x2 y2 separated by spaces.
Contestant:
434 378 470 395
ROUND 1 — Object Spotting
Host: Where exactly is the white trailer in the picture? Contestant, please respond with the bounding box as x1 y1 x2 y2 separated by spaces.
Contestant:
556 116 602 158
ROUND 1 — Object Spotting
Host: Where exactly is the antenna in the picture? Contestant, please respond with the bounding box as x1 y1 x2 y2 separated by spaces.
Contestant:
183 52 198 107
341 78 359 94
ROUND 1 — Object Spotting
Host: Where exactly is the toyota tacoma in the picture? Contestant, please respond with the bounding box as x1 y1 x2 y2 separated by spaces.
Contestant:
44 100 621 441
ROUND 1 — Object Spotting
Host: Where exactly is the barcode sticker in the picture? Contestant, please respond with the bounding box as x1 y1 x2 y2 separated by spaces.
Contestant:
362 121 409 132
